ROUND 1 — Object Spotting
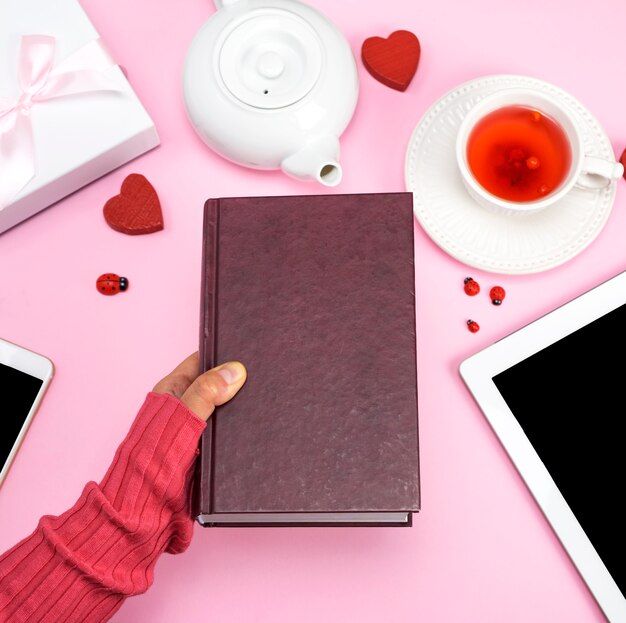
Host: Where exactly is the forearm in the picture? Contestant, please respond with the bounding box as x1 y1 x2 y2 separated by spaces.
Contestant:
0 392 206 623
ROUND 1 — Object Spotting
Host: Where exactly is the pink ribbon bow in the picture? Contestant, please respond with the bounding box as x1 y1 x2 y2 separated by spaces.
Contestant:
0 35 120 211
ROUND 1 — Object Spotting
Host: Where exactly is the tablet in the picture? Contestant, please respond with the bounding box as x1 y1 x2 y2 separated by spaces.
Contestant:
460 270 626 623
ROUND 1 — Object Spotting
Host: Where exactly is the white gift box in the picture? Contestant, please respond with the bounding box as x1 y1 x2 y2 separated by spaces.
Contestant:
0 0 160 235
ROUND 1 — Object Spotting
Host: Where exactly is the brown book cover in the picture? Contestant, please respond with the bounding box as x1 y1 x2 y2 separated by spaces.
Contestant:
195 192 419 527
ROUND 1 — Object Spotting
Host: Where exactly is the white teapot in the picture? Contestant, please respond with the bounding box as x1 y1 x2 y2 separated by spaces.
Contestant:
182 0 359 186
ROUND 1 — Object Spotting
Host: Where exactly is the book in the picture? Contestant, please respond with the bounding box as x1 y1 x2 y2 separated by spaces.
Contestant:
195 192 419 527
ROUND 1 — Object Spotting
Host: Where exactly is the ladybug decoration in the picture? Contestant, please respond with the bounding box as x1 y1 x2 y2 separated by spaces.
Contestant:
463 277 480 296
467 319 480 333
96 273 129 296
490 286 506 306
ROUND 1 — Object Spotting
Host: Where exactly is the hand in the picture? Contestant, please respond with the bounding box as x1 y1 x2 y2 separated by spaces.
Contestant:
153 353 247 421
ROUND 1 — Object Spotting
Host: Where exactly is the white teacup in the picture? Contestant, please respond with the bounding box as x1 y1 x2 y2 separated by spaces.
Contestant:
456 89 624 215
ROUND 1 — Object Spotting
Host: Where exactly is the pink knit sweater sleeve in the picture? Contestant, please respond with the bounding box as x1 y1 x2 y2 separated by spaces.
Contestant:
0 392 206 623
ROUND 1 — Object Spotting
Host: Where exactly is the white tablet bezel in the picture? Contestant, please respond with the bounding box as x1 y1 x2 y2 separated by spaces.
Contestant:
459 270 626 623
0 338 54 487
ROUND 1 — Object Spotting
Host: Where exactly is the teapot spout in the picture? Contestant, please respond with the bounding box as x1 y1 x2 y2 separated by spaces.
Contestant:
281 135 342 187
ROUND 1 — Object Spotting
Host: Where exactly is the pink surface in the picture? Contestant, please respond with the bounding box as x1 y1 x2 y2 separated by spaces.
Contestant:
0 0 624 621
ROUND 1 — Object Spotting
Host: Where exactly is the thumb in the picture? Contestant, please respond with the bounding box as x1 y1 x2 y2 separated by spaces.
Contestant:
180 361 247 421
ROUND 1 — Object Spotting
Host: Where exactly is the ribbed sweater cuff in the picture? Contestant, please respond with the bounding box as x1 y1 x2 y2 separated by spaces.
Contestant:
0 392 206 623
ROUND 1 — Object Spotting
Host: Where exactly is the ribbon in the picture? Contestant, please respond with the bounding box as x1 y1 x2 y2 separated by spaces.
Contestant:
0 35 121 211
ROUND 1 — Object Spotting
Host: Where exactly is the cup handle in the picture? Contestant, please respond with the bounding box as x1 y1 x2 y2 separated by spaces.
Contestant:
575 156 624 190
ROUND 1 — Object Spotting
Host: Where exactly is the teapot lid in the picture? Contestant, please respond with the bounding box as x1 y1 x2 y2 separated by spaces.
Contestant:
218 8 323 110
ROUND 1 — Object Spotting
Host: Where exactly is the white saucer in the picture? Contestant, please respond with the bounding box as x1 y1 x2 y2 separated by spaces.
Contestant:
405 74 618 274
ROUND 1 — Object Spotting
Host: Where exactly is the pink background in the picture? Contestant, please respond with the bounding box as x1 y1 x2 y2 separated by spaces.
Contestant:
1 0 625 621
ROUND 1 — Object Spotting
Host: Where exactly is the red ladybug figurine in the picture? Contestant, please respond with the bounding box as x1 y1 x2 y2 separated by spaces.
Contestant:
467 319 480 333
96 273 129 296
464 277 480 296
490 286 506 306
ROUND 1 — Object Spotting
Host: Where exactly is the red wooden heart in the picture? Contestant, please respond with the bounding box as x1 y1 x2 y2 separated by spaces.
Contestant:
361 30 420 92
103 174 164 235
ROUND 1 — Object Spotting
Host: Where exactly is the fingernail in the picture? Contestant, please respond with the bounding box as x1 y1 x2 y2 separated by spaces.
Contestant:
217 362 244 385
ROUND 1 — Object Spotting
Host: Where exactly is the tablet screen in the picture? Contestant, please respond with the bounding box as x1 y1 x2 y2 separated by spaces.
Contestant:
0 362 43 467
492 302 625 597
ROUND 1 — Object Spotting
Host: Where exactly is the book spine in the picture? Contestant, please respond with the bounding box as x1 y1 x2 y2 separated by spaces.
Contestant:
193 198 220 519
